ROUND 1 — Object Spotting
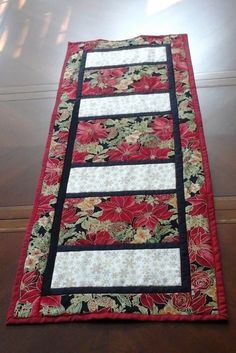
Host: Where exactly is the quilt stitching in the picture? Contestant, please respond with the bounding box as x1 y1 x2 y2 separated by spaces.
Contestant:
6 34 227 323
42 42 190 297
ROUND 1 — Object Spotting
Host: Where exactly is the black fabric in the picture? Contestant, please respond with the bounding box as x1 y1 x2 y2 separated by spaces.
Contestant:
76 110 172 121
85 61 167 70
71 158 175 168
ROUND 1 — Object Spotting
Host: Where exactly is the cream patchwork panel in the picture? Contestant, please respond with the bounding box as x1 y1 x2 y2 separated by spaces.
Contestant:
66 163 176 194
51 248 181 288
85 46 167 68
78 93 171 117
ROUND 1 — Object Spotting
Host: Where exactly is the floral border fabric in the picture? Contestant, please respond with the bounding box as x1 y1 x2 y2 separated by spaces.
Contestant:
7 34 227 323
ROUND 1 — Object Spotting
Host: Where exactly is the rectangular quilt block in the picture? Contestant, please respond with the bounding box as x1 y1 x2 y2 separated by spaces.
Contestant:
7 34 227 323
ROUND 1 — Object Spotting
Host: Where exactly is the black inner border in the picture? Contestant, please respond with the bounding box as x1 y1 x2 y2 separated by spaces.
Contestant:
80 90 170 99
50 285 185 295
71 158 175 168
42 44 191 295
58 242 180 252
66 189 177 198
76 110 172 121
85 61 167 70
166 45 191 292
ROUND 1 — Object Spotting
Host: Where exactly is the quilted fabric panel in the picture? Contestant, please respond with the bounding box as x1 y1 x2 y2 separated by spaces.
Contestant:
7 34 227 324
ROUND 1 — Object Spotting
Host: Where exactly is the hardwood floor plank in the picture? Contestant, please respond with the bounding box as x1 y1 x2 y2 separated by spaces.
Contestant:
215 210 236 224
0 219 28 233
0 206 32 219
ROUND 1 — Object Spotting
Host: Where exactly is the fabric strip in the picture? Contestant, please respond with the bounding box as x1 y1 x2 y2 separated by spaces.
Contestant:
51 248 181 288
85 46 167 68
78 93 171 117
66 163 176 194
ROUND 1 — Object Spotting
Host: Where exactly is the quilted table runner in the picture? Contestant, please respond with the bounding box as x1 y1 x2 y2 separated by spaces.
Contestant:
7 34 227 323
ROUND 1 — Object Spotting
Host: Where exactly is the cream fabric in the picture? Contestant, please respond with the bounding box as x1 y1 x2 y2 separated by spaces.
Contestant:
78 93 170 117
51 248 181 288
85 46 167 68
67 163 176 194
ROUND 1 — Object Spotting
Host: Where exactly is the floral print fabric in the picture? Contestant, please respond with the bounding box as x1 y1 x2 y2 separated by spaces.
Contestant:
72 115 174 163
82 64 168 96
59 194 179 246
8 34 227 323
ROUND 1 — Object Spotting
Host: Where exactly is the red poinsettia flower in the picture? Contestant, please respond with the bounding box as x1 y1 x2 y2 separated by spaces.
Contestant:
77 121 108 144
57 131 69 143
88 231 117 244
150 117 173 140
19 270 61 315
107 142 140 161
172 53 188 71
100 67 128 78
45 158 63 185
155 194 174 202
82 76 115 95
188 227 214 267
140 293 170 310
37 194 55 214
84 40 99 51
179 123 200 149
191 293 213 314
99 196 142 223
72 150 88 163
175 81 184 93
40 295 62 308
61 207 77 227
82 82 106 96
151 293 171 304
76 231 118 246
134 203 172 230
132 75 168 92
20 271 42 296
96 73 117 87
62 80 77 99
51 141 67 157
135 146 171 160
142 35 163 43
68 43 80 53
72 232 112 246
187 194 208 217
140 294 155 310
172 36 183 49
19 272 42 317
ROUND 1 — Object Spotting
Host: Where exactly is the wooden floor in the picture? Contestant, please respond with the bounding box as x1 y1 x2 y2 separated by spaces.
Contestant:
0 0 235 352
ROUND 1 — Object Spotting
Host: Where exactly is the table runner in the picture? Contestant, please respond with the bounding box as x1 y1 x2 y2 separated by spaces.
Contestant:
7 34 227 323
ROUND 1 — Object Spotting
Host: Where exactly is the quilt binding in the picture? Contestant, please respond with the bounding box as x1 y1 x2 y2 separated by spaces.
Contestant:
6 34 227 324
